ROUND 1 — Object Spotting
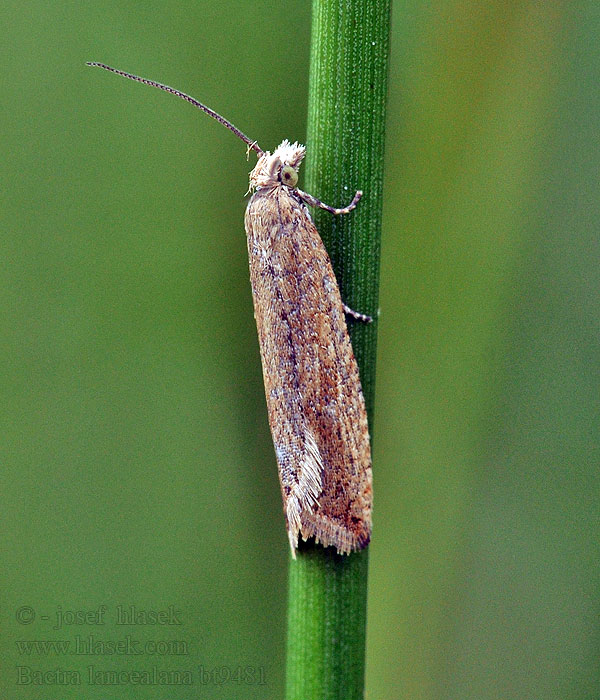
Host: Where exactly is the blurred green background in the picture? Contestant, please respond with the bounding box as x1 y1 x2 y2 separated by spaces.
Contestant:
1 1 598 698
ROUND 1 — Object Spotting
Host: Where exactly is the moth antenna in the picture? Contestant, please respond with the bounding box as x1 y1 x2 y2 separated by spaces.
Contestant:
86 62 264 156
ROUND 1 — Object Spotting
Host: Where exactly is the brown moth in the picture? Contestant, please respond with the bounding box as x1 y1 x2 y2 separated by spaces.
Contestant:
86 63 372 556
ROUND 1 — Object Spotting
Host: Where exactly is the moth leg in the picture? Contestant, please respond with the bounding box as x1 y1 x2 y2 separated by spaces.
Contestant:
296 186 369 320
246 141 259 160
343 303 372 324
296 188 362 215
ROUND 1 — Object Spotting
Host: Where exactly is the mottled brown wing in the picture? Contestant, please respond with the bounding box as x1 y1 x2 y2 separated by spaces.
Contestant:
244 186 372 555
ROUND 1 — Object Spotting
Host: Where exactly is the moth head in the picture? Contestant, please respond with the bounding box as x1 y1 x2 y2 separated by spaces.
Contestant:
249 140 306 190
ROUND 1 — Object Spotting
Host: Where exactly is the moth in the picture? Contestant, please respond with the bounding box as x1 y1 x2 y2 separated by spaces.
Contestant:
87 63 373 556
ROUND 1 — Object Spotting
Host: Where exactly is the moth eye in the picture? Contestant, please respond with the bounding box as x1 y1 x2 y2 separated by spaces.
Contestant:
280 165 298 188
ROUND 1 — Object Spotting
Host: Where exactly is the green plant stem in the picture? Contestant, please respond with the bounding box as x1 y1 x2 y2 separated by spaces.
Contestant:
285 2 391 700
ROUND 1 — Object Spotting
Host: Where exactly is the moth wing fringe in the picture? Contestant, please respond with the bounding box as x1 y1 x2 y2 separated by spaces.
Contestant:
299 511 371 556
285 429 323 558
